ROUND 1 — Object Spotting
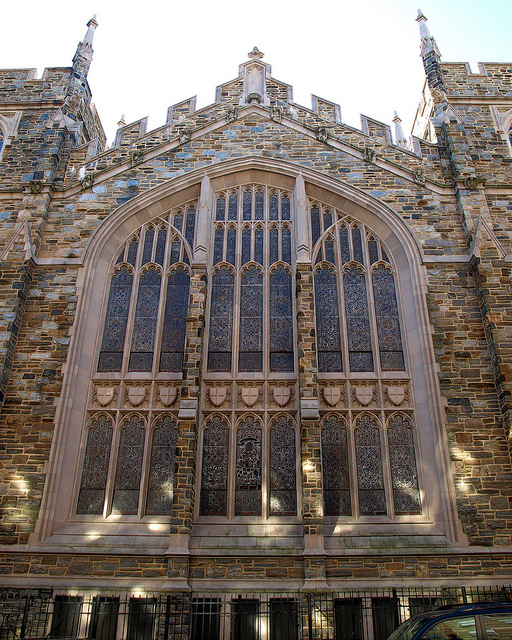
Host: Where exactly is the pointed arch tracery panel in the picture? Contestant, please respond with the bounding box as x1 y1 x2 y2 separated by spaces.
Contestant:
112 415 146 515
388 414 421 514
235 416 262 516
200 416 230 516
77 415 114 514
146 415 178 515
321 414 351 516
355 415 386 516
269 416 297 516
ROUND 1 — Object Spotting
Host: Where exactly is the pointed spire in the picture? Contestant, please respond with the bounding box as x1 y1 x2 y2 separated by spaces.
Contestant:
416 9 441 58
393 112 408 149
75 15 98 63
117 114 126 128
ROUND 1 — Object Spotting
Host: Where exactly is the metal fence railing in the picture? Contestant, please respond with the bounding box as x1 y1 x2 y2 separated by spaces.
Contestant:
0 585 510 640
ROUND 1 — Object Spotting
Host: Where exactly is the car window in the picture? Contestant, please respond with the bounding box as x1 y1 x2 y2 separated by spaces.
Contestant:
421 616 477 640
483 614 512 639
386 616 434 640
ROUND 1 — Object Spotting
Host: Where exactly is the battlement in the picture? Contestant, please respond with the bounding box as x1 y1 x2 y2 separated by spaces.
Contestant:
441 62 512 98
0 67 72 104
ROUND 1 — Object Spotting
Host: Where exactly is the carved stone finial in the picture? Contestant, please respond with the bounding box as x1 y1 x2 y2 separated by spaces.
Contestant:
416 9 441 58
393 111 408 149
248 46 264 60
117 114 126 128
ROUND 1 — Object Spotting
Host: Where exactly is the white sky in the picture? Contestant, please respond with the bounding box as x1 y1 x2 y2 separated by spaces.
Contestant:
3 0 512 146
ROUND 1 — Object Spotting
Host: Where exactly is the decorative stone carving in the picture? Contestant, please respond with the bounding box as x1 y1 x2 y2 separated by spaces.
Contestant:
248 46 264 60
80 173 94 189
315 126 329 143
209 387 227 407
355 386 373 406
130 149 144 166
128 386 146 406
387 386 406 406
363 147 375 163
273 387 291 407
29 180 43 195
96 387 114 407
226 107 239 123
465 176 479 190
412 169 426 186
270 106 282 123
323 386 341 407
179 129 192 144
159 386 178 407
241 387 259 407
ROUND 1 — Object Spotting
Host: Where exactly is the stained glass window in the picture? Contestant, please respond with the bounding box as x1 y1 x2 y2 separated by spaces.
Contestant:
368 238 379 265
185 206 196 249
129 268 162 372
254 227 264 265
282 228 291 265
352 226 364 264
208 267 234 371
235 417 262 516
255 190 264 220
160 268 190 372
270 416 296 515
226 227 237 266
269 193 279 220
270 227 279 264
281 195 290 220
127 239 139 266
242 227 251 265
243 190 252 220
321 415 351 516
213 227 224 265
372 265 405 371
170 238 181 265
173 210 184 232
77 415 114 514
98 267 134 372
344 267 373 372
339 225 350 264
155 228 167 266
325 237 336 264
142 227 154 265
355 415 386 515
239 267 263 372
228 193 238 220
215 196 225 221
388 415 421 514
314 266 342 372
311 205 321 248
112 415 146 515
146 415 178 514
200 417 229 516
270 267 294 371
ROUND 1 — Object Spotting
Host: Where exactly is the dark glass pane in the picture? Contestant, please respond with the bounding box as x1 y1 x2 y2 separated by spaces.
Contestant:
368 239 379 265
155 228 167 266
51 595 82 638
127 598 157 640
323 209 333 229
112 416 145 514
226 227 237 266
89 597 119 640
254 227 264 265
352 226 364 264
339 225 350 264
322 415 351 516
344 267 373 372
98 267 133 372
127 239 138 266
129 268 161 372
77 415 113 514
282 228 291 265
371 598 399 640
334 599 363 640
388 415 421 513
208 268 234 371
231 599 259 640
270 227 279 264
311 206 321 247
281 195 290 220
141 227 154 265
269 193 279 220
314 266 342 372
242 227 251 265
235 417 262 516
372 266 405 371
115 250 123 264
270 599 298 640
270 416 296 515
270 267 294 371
243 190 252 220
200 418 229 516
146 416 178 514
255 190 264 220
239 268 263 372
228 193 238 220
191 599 221 640
381 247 390 262
169 239 181 265
215 196 225 221
173 211 184 232
160 268 190 372
355 415 386 515
185 206 196 250
213 227 224 265
325 238 336 264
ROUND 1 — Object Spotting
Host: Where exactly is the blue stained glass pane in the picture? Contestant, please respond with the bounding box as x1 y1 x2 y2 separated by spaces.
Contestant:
200 418 229 516
98 267 133 372
282 228 291 265
112 417 145 514
170 239 181 265
372 266 404 371
339 225 350 264
228 193 238 220
368 239 379 265
215 197 225 221
208 267 234 371
311 206 321 247
325 238 336 265
243 190 252 220
146 416 178 514
323 209 333 230
352 226 364 264
185 206 196 250
142 228 154 265
235 418 262 516
381 247 390 263
226 228 237 266
155 229 167 266
255 191 264 220
322 415 351 516
115 250 123 264
160 268 190 372
239 267 263 372
281 195 290 220
314 266 342 372
213 228 224 265
127 240 138 266
242 227 251 265
269 193 279 220
344 267 373 372
270 417 297 516
173 211 184 232
129 269 162 371
254 228 264 265
270 228 279 264
270 267 294 371
355 415 386 515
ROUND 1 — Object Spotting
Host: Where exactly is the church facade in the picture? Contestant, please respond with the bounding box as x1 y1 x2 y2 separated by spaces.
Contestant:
1 11 512 639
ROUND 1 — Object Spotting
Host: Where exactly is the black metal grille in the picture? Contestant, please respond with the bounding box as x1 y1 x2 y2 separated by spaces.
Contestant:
0 585 510 639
